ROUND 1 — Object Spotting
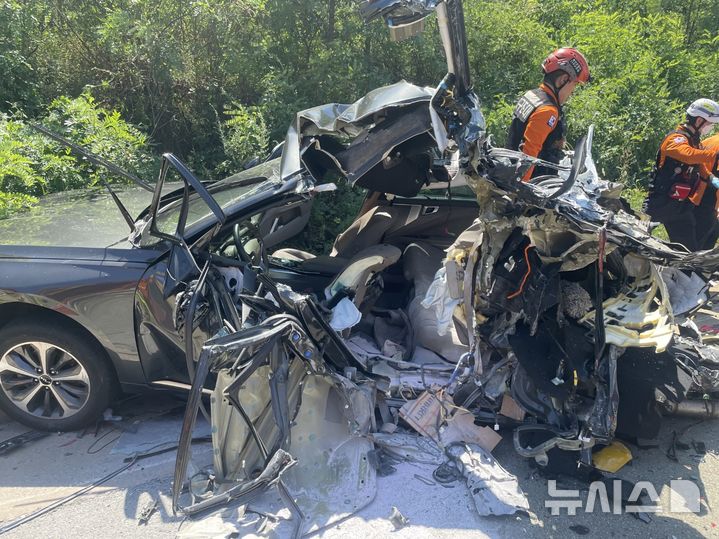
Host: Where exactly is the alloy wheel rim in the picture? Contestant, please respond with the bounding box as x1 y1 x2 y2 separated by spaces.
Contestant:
0 341 91 419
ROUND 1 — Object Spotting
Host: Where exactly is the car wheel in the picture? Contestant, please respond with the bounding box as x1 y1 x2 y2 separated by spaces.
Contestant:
0 320 115 431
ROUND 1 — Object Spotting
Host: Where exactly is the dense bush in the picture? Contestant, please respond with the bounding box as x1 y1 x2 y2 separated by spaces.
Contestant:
287 182 367 255
215 104 270 177
561 10 685 185
2 0 719 243
0 93 154 217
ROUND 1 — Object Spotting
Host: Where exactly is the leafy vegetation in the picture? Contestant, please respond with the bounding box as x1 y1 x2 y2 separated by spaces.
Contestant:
0 93 153 217
0 0 718 245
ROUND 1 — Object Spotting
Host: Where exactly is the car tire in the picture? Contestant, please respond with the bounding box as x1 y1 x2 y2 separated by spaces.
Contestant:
0 319 115 431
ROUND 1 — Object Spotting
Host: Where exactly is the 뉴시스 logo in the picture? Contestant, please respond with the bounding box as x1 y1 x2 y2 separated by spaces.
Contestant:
546 479 701 515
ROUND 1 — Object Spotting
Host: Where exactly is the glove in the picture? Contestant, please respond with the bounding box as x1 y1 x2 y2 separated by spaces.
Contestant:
711 175 719 190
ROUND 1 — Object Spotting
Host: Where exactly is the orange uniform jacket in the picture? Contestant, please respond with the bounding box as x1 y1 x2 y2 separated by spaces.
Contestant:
506 83 564 181
702 132 719 153
655 128 718 205
518 84 563 181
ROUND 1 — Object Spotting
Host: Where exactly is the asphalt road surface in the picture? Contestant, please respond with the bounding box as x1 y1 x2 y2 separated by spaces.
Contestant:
0 395 717 538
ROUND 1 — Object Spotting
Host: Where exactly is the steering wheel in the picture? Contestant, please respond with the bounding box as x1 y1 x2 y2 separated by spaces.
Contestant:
232 221 267 269
232 223 253 264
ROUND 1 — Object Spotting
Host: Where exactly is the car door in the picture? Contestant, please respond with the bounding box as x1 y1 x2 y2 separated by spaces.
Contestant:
132 154 314 385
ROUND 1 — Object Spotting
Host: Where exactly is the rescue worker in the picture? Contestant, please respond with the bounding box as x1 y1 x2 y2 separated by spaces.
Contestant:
644 99 719 251
507 48 591 181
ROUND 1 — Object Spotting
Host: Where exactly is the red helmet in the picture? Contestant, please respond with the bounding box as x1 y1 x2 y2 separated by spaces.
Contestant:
542 48 591 84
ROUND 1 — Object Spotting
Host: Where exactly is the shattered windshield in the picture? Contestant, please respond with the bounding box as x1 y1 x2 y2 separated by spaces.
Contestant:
0 187 155 248
146 159 283 243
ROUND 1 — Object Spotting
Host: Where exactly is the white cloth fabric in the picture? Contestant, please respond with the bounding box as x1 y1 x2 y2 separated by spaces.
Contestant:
329 296 362 331
421 267 461 336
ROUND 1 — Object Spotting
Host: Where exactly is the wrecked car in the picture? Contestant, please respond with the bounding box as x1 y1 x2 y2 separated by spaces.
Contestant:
0 78 479 432
0 154 322 430
2 0 719 533
164 0 719 534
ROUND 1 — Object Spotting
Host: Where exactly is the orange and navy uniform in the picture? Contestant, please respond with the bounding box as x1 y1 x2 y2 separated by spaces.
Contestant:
695 132 719 249
506 83 566 181
646 126 719 208
645 125 719 251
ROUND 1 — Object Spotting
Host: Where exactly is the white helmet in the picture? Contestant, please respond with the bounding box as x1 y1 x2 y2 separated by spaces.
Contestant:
686 98 719 123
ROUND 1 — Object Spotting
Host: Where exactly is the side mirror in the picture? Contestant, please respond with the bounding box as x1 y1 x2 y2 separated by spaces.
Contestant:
359 0 437 40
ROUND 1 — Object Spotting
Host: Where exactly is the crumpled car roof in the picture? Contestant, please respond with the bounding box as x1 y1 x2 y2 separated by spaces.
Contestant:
280 80 433 181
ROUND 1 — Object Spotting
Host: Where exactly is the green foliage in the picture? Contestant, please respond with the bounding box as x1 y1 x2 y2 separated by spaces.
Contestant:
622 186 646 213
3 0 719 245
465 1 555 106
0 192 37 219
0 1 48 112
216 104 270 176
0 191 37 219
43 93 155 188
623 185 668 240
0 94 153 215
284 181 367 256
562 10 686 185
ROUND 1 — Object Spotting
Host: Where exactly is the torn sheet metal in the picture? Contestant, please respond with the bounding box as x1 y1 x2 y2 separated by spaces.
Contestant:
447 442 529 516
167 0 719 522
0 431 49 456
172 314 376 536
416 117 719 466
280 81 433 181
580 267 674 353
659 266 709 316
688 308 719 345
371 360 454 393
281 374 377 534
370 432 445 466
388 506 410 529
359 0 439 27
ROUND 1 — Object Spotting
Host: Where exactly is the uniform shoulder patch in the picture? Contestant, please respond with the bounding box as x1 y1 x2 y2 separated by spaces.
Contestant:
673 135 688 144
547 115 557 128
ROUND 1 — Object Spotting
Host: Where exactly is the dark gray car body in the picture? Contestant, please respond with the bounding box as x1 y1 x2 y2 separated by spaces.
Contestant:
0 162 313 392
0 79 443 394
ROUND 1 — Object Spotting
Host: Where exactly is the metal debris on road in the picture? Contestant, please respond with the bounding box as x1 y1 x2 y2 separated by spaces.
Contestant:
388 506 409 530
447 442 530 516
0 430 49 456
137 498 159 525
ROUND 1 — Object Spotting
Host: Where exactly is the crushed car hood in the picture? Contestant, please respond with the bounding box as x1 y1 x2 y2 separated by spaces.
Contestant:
480 128 719 269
